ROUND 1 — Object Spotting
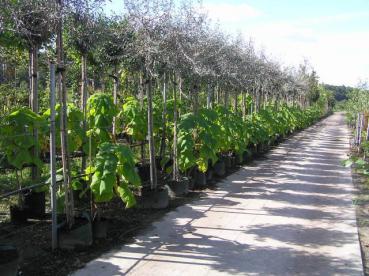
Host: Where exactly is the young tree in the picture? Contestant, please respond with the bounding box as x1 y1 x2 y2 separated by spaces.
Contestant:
97 16 135 135
0 0 57 180
124 0 173 189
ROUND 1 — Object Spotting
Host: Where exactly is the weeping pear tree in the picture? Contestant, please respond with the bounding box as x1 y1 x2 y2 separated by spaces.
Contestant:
0 0 57 180
56 0 75 227
65 0 105 174
97 15 135 136
124 0 173 190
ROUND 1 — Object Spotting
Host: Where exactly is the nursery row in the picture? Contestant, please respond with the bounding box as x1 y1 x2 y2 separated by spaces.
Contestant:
0 92 327 212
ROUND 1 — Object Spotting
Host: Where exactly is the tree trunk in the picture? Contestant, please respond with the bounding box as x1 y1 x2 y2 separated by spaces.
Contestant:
57 0 74 228
80 53 88 173
241 91 246 121
178 76 183 117
146 76 157 189
173 74 179 181
234 92 238 112
30 46 39 181
139 71 145 162
159 72 167 159
80 53 88 113
224 89 228 108
206 82 212 109
192 84 199 115
112 65 119 137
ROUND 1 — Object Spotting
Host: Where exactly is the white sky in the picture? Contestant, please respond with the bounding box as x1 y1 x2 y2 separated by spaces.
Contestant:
200 0 369 87
106 0 369 87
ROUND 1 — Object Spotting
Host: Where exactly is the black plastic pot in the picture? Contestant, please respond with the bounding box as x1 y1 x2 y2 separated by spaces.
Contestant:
276 134 284 144
224 155 232 170
206 169 214 181
188 177 195 190
230 156 237 168
168 179 189 197
213 160 226 177
58 212 93 250
0 245 19 276
194 169 207 188
24 191 45 219
256 143 263 155
262 143 270 153
138 186 169 209
10 205 27 225
234 154 243 165
249 145 257 158
93 218 109 239
242 151 248 163
136 163 151 182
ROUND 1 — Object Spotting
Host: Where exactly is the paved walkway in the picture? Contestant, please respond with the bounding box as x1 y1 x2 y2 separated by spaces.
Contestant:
73 113 363 276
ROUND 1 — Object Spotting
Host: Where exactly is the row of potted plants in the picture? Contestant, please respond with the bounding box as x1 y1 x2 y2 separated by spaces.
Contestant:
0 94 325 226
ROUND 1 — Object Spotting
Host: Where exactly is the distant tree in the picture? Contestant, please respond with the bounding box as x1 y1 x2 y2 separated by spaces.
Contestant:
323 84 353 101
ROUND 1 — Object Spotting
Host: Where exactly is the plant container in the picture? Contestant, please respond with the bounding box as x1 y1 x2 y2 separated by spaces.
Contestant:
24 190 45 219
138 186 169 209
256 143 263 155
0 245 19 276
188 177 195 190
234 154 243 165
167 178 189 197
223 155 232 170
58 212 93 250
262 143 270 153
206 168 214 181
93 218 109 239
194 169 207 188
242 150 251 164
136 163 151 183
10 205 27 225
213 160 226 177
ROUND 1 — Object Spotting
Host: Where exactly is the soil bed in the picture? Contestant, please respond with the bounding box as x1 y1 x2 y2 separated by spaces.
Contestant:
0 149 265 275
0 189 205 276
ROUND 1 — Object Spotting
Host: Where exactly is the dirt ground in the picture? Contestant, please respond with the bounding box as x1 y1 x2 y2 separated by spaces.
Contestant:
0 181 230 275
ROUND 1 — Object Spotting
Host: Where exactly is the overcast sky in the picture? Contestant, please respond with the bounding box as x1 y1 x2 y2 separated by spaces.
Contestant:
105 0 369 87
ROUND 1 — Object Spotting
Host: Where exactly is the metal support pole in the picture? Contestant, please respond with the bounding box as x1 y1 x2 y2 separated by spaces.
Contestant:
356 113 361 145
358 113 364 146
49 62 58 250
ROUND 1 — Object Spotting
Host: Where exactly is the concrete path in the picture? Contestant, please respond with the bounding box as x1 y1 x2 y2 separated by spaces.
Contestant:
73 113 363 276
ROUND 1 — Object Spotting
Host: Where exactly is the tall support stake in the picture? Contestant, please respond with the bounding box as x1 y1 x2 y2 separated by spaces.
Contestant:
139 71 145 162
241 91 246 121
49 62 58 250
234 91 238 112
178 77 183 118
159 72 167 159
358 113 364 146
80 53 88 173
112 65 119 137
146 77 157 189
206 82 212 109
356 113 361 145
30 46 40 181
366 117 369 142
57 0 74 227
173 74 179 181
